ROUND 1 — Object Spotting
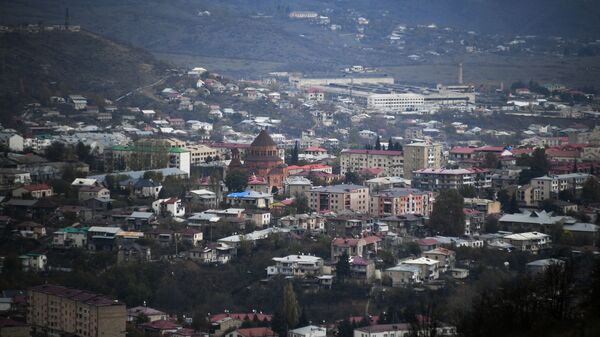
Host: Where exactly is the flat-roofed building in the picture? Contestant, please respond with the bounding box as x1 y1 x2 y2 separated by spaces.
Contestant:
307 184 369 213
412 167 491 191
340 149 403 177
403 142 443 180
369 188 433 217
27 284 126 337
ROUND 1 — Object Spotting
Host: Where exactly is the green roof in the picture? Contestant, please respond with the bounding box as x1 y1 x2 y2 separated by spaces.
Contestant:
111 145 189 153
58 227 89 234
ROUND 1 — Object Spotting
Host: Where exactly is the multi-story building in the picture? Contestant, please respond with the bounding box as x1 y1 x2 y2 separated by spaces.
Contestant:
186 144 219 166
530 173 592 201
330 236 381 262
27 284 126 337
463 198 502 215
365 93 425 111
340 149 404 176
307 184 369 213
422 248 456 272
105 140 191 175
340 149 403 177
354 323 456 337
369 188 433 217
266 254 324 278
502 232 551 254
402 142 443 180
412 168 491 191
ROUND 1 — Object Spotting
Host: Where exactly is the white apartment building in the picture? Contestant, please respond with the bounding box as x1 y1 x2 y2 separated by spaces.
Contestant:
266 255 324 278
366 93 424 111
340 149 404 176
502 232 551 254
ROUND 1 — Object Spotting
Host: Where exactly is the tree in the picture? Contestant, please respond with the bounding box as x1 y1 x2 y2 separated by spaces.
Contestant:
143 171 164 182
336 252 351 282
135 313 150 325
289 141 299 165
45 142 66 161
294 193 310 214
582 177 600 204
282 282 300 331
484 217 499 233
428 189 465 236
458 185 477 198
344 171 362 184
375 136 382 150
482 152 500 169
225 170 248 192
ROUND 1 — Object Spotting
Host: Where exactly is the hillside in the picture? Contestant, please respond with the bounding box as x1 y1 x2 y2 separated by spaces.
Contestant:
0 30 169 100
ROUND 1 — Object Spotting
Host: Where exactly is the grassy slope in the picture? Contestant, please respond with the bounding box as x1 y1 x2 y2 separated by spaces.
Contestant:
0 30 168 99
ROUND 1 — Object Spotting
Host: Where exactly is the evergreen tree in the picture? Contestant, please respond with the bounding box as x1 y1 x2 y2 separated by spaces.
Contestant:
336 252 351 282
290 141 299 165
282 282 300 331
428 189 465 236
375 136 381 150
388 137 394 151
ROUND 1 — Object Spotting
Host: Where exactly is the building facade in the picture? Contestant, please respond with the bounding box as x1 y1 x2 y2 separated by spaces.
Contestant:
340 149 403 177
307 184 369 213
402 143 443 180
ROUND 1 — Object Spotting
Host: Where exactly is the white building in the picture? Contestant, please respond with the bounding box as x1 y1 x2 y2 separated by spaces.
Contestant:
502 232 551 254
366 93 424 111
288 326 326 337
398 257 440 281
267 255 324 278
152 198 186 217
19 253 47 272
0 133 24 152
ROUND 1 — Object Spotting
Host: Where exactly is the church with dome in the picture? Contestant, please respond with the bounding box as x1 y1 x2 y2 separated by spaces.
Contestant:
228 129 288 193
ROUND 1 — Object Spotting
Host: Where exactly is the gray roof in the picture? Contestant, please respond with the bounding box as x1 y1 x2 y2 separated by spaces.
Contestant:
310 184 366 193
563 222 599 233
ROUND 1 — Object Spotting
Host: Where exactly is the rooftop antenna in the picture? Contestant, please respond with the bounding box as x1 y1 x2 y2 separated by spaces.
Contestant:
65 8 70 29
458 63 464 85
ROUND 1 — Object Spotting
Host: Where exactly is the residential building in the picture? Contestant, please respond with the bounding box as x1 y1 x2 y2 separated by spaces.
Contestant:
53 227 88 249
349 256 375 282
412 168 491 191
369 188 433 217
288 326 326 337
385 265 422 286
117 242 151 264
307 184 369 213
127 306 168 323
152 198 186 217
422 248 455 272
502 232 551 253
526 258 565 274
267 255 324 278
402 143 443 180
562 222 599 246
354 323 456 337
177 228 204 246
244 209 271 227
27 284 126 337
278 213 325 234
340 149 403 177
78 186 110 201
284 176 313 196
530 173 592 200
19 253 47 272
225 191 273 209
227 328 278 337
498 210 569 233
133 179 162 198
463 198 501 215
105 141 191 175
398 257 440 281
87 226 122 251
187 144 219 166
0 132 24 152
331 236 381 262
12 184 53 199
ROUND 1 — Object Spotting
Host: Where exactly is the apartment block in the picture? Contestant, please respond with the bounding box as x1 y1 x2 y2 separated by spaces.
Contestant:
402 142 443 180
369 188 433 217
27 284 126 337
340 149 403 177
412 167 491 191
307 184 369 213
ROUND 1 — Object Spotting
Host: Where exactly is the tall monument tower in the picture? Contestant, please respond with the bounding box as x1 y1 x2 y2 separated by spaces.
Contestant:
458 63 464 85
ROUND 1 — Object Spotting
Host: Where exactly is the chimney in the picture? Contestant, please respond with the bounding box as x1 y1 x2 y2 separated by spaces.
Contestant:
458 63 464 85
